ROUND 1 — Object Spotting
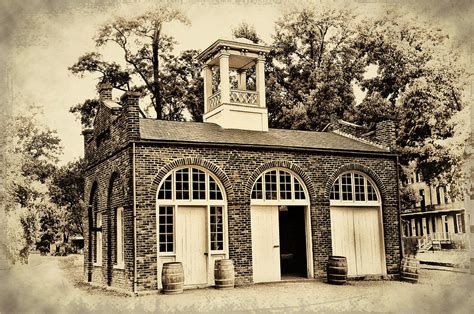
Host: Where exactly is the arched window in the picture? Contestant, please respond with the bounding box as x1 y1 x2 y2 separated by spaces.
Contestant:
251 168 308 205
156 166 227 254
157 167 224 202
330 171 380 205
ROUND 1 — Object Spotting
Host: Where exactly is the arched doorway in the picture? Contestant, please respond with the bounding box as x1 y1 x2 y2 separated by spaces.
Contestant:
156 166 228 287
87 182 98 282
329 171 386 276
250 168 313 283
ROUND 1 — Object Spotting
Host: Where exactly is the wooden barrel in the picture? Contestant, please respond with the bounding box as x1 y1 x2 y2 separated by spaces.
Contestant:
400 257 419 284
162 262 184 294
327 256 347 285
214 259 235 289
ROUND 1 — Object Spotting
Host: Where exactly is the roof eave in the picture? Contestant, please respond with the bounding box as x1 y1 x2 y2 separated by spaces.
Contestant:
137 138 397 157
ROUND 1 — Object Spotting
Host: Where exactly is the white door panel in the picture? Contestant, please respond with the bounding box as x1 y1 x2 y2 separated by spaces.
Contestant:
177 206 208 285
353 207 383 275
331 207 357 275
331 206 384 276
251 205 280 283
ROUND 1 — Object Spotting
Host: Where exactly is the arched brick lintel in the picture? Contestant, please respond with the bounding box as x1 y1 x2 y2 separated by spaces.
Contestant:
106 168 128 206
150 157 235 200
87 180 99 206
244 161 317 205
324 163 388 202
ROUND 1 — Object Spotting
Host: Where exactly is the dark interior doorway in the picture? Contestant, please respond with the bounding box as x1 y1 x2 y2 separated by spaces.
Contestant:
279 206 307 278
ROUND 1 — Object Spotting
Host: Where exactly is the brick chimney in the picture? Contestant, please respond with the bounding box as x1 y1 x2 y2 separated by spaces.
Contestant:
97 83 113 101
120 92 141 141
375 120 396 150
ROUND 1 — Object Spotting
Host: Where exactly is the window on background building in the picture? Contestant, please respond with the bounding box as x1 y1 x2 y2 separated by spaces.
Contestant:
419 189 426 210
456 214 464 233
442 215 448 233
416 172 422 183
95 212 102 265
116 207 124 267
436 187 442 205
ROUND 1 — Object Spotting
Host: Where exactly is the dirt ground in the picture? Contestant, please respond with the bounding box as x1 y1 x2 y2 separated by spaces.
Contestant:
0 254 473 313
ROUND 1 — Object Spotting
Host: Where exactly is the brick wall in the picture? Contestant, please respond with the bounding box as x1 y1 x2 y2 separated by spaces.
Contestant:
83 147 134 291
84 92 139 166
133 143 401 290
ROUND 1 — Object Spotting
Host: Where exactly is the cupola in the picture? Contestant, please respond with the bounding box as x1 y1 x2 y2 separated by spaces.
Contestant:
197 39 271 131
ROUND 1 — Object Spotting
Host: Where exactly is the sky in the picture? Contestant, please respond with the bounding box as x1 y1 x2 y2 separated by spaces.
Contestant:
2 0 472 164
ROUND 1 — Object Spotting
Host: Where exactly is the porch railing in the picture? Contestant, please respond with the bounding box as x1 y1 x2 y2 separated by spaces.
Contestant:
229 89 258 106
207 89 259 111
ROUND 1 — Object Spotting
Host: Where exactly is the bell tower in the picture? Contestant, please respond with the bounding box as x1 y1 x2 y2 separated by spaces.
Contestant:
197 39 271 131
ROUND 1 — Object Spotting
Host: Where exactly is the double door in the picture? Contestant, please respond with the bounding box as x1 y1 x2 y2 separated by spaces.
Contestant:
330 206 385 276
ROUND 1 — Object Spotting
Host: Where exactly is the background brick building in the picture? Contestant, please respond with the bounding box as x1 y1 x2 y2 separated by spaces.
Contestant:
83 39 401 294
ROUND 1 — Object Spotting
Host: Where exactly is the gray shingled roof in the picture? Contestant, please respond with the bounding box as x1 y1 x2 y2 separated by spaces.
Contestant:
139 119 389 154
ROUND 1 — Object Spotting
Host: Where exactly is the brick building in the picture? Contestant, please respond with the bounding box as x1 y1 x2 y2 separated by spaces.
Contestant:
83 39 402 294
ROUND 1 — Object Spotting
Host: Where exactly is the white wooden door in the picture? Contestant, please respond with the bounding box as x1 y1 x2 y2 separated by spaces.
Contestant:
251 205 281 283
330 207 357 275
353 207 384 275
177 206 208 285
331 206 384 276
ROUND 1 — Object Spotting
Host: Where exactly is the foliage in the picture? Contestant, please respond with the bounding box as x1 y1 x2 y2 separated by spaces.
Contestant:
49 158 87 236
232 22 262 44
264 6 469 196
69 6 202 123
266 7 365 131
69 99 100 129
1 107 64 262
351 8 470 193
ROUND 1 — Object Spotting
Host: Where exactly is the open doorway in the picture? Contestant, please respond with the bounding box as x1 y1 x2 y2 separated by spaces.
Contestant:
279 206 307 278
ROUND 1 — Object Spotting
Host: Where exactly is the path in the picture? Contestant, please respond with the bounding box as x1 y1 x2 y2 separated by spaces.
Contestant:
0 254 472 313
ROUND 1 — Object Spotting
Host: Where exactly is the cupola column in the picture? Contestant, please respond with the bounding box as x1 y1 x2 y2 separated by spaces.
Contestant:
202 65 213 113
219 51 230 103
237 70 246 90
256 55 266 108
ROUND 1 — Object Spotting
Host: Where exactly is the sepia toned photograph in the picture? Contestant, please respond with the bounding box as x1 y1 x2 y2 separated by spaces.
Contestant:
0 0 472 312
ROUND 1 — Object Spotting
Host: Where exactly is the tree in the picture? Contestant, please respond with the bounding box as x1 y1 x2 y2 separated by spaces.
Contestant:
232 22 262 44
264 6 468 197
351 8 470 194
266 7 365 131
1 106 63 262
70 7 194 121
49 158 87 236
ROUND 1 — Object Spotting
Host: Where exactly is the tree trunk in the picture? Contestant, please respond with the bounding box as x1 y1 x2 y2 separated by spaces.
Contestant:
152 25 162 119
